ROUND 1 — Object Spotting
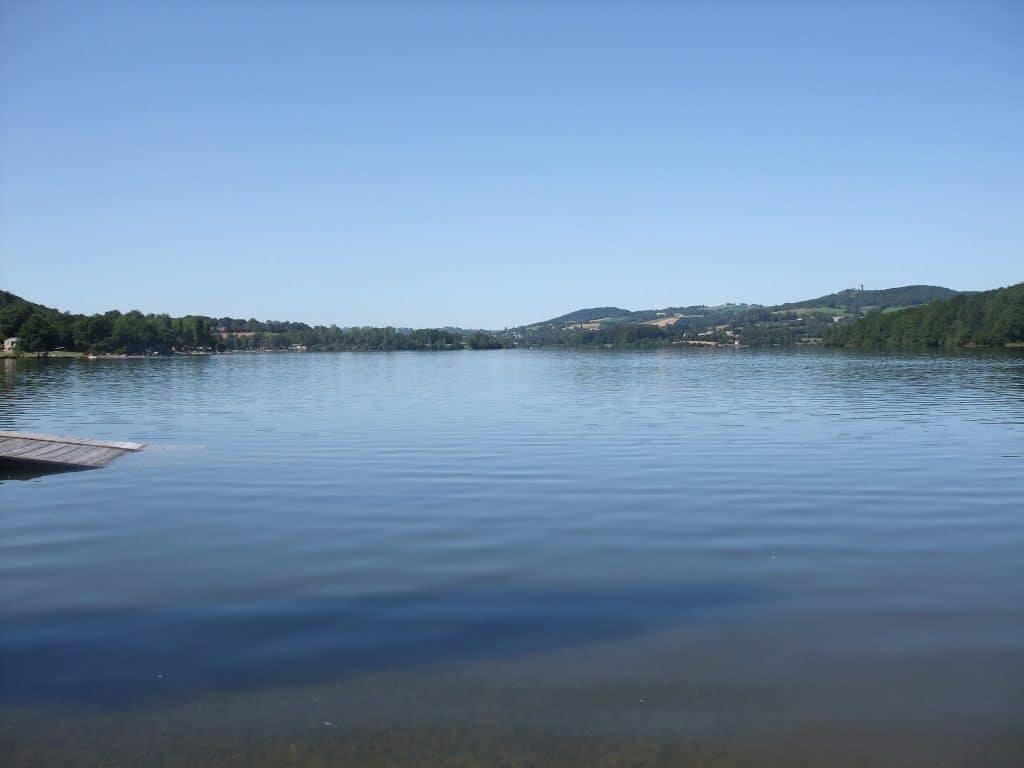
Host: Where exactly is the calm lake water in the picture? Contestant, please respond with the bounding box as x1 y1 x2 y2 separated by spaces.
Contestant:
2 350 1023 766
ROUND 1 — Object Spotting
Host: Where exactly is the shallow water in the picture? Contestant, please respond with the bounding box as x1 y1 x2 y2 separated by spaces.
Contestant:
2 350 1023 766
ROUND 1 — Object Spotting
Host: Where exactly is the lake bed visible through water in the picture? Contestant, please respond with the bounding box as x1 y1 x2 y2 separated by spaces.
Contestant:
2 350 1023 766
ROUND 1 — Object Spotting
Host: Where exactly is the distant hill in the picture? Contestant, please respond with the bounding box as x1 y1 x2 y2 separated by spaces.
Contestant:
0 289 50 317
826 283 1024 349
528 286 957 331
541 307 633 326
511 285 961 347
7 282 996 354
777 285 958 312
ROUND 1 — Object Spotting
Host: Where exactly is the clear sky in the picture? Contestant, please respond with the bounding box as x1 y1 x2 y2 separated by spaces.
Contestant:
1 1 1021 328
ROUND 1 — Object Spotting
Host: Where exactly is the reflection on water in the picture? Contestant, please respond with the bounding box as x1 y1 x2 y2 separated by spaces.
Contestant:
2 350 1023 766
1 459 90 482
1 583 764 708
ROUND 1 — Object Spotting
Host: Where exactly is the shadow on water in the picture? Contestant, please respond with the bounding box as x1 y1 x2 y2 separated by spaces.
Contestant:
0 459 92 482
0 583 766 711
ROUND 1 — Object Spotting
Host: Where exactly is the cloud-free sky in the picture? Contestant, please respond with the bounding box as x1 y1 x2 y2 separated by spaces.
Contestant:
1 1 1021 328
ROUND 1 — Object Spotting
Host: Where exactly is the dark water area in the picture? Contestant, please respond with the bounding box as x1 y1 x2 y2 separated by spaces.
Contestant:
2 350 1023 766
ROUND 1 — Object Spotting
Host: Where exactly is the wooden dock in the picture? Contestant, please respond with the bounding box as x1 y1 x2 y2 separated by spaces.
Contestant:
0 431 144 469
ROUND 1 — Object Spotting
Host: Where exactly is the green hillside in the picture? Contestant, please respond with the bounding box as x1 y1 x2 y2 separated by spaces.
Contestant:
777 285 957 312
542 307 633 325
509 285 960 348
826 283 1024 349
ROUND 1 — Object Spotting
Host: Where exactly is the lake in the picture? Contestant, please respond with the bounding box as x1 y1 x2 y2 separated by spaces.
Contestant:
2 349 1023 767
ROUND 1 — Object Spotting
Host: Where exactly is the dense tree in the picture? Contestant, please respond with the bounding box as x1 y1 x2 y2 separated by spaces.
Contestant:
826 283 1024 349
0 302 33 338
16 313 60 354
0 290 505 354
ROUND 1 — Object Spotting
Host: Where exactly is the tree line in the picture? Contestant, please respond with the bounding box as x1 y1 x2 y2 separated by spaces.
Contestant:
0 291 504 354
825 283 1024 349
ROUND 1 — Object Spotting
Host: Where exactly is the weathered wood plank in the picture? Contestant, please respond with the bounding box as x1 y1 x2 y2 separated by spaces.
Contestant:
0 431 143 451
0 431 143 468
23 443 88 463
69 446 122 467
2 441 79 462
0 438 52 459
15 442 83 462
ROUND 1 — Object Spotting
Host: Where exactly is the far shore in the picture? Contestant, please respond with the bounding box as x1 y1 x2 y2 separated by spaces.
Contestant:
5 342 1024 361
0 350 215 360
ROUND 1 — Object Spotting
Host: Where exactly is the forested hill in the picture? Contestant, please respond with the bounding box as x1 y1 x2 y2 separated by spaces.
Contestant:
509 284 960 348
777 285 957 312
525 285 957 333
825 283 1024 349
0 291 504 354
545 307 633 325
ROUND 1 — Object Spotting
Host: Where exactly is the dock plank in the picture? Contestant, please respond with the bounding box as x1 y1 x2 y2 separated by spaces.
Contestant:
0 431 143 451
0 431 144 469
0 439 51 459
23 443 88 463
70 446 123 467
13 442 80 462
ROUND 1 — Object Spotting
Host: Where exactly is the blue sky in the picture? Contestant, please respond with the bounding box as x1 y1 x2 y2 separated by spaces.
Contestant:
1 1 1021 328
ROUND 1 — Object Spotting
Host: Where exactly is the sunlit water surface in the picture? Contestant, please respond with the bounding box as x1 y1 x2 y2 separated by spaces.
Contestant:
2 350 1023 766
